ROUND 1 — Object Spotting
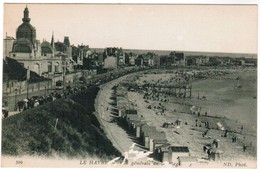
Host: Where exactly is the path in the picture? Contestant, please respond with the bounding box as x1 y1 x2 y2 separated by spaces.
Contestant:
95 75 145 154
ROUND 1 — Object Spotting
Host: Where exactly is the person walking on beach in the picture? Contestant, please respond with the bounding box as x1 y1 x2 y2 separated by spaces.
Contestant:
232 136 237 143
243 145 247 152
240 125 244 134
207 149 211 160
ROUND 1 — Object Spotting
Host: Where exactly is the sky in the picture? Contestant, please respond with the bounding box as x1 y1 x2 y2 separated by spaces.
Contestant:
3 3 258 54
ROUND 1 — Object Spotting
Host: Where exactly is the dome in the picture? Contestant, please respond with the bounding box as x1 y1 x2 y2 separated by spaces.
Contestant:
12 38 33 53
41 41 53 54
16 6 36 45
16 22 36 45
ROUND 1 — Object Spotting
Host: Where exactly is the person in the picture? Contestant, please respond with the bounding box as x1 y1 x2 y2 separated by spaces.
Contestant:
4 109 9 118
241 125 244 134
202 130 209 137
203 145 207 153
23 101 28 111
232 136 235 143
17 99 23 112
223 129 229 137
207 149 211 159
34 100 40 107
243 145 247 152
212 139 219 148
206 121 210 129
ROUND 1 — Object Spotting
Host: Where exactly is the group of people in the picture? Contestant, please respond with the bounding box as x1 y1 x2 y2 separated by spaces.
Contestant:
16 92 62 112
16 85 87 113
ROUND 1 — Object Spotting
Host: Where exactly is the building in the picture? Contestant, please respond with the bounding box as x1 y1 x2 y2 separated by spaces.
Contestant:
168 146 190 163
154 145 190 163
140 124 157 149
103 47 124 69
148 131 167 152
135 55 144 66
6 6 75 76
9 6 44 75
3 35 15 59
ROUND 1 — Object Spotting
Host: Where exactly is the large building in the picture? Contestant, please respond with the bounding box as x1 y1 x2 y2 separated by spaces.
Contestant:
5 6 74 76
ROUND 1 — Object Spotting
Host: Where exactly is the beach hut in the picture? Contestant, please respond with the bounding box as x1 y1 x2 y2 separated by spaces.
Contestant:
154 144 171 162
141 124 157 148
122 109 138 121
116 87 128 97
125 109 138 116
116 96 129 117
126 115 144 132
177 156 198 166
151 139 168 152
148 130 166 152
162 122 174 128
131 121 145 138
149 132 167 152
168 146 190 163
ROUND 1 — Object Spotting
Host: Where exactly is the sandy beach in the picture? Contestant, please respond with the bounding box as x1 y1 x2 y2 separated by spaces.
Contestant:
94 68 257 167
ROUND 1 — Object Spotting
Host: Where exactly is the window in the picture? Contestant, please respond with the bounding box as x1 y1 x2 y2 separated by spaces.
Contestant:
13 54 16 57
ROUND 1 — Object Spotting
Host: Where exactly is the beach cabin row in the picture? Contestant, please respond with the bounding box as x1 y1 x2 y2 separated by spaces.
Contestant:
116 86 197 165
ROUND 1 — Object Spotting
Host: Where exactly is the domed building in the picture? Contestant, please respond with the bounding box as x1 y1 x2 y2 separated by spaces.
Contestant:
9 6 44 75
7 6 75 76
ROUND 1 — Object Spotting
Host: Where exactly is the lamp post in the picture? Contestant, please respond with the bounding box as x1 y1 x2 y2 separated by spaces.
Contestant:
44 86 47 96
27 79 29 99
47 72 50 94
14 88 18 111
62 56 66 95
26 66 30 99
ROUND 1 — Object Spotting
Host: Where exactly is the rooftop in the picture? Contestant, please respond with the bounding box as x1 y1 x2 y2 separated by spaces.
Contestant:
149 131 166 140
125 109 138 115
141 124 157 136
169 146 190 153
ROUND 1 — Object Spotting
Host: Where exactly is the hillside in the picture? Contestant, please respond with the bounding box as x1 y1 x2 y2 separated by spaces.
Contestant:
1 87 121 160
